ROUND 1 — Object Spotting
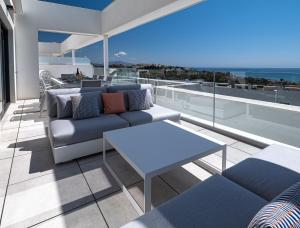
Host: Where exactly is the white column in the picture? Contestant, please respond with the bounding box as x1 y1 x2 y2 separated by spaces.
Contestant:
72 49 76 65
103 35 109 80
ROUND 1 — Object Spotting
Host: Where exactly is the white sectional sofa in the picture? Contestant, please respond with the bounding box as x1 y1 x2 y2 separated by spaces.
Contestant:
46 84 181 164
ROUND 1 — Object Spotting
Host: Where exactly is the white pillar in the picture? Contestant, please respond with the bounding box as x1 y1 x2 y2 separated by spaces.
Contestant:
72 49 76 65
103 35 109 80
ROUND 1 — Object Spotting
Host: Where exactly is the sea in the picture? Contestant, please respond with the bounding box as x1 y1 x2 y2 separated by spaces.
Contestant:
196 68 300 83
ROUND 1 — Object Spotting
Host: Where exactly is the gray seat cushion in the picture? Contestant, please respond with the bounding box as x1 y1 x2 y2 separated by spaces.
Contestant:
49 114 129 147
122 174 267 228
119 105 181 126
223 144 300 201
47 87 107 118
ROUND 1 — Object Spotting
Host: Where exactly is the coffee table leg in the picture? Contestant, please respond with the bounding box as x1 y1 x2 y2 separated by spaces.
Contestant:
222 145 227 172
144 177 151 213
103 137 106 162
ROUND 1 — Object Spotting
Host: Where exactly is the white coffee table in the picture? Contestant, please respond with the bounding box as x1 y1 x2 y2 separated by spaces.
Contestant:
103 120 227 215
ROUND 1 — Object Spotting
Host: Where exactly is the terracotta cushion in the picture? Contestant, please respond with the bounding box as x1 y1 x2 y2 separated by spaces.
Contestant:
102 93 126 114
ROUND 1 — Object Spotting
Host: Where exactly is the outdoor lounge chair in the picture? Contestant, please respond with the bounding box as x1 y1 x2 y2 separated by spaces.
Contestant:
122 144 300 228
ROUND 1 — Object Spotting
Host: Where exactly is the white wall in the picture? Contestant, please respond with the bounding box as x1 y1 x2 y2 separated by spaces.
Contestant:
15 0 102 99
15 13 40 99
39 64 94 79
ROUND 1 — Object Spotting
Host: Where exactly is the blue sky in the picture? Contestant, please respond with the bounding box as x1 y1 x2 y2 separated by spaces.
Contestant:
39 0 300 68
40 0 112 10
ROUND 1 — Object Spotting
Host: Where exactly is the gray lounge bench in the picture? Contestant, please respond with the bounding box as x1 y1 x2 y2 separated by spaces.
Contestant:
122 144 300 228
46 84 181 164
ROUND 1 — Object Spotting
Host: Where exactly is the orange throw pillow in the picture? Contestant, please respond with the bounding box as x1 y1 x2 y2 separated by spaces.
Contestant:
102 93 126 114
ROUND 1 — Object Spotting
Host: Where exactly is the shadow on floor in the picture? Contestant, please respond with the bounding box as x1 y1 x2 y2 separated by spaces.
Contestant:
18 102 40 109
3 100 208 227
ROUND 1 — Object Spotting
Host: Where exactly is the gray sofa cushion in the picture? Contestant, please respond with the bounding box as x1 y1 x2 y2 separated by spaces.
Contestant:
223 144 300 201
119 105 181 126
117 89 153 110
49 114 129 147
108 84 141 93
122 174 267 228
71 93 101 120
47 87 107 118
128 89 151 111
108 84 154 102
117 91 130 110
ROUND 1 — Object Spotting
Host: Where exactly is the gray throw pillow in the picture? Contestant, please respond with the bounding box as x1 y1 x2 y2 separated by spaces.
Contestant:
71 92 101 120
56 93 79 119
119 88 153 111
128 89 151 111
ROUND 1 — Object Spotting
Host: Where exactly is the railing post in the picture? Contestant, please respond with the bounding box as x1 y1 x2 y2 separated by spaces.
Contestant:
154 80 158 104
172 86 175 101
274 90 278 103
103 35 109 81
246 103 250 116
213 72 216 127
71 49 76 65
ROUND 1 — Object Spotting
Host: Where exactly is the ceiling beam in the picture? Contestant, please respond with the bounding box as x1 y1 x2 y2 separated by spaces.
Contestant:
12 0 22 14
101 0 205 36
61 34 103 54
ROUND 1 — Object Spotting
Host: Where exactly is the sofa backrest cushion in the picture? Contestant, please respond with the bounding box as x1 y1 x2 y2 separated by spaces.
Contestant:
116 90 130 110
56 93 79 119
117 89 153 111
107 84 141 93
248 181 300 228
223 144 300 201
47 87 107 118
108 84 154 107
71 92 101 120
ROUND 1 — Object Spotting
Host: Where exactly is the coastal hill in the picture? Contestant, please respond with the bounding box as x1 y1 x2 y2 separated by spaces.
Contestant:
93 62 300 87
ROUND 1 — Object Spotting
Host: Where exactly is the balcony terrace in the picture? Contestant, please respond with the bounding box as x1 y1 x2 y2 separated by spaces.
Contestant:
0 99 262 227
1 0 300 227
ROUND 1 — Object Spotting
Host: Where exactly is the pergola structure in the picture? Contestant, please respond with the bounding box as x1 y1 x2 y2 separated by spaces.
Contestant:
12 0 204 99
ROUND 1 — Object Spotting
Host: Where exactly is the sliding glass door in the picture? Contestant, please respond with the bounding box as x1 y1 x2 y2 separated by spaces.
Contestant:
0 23 10 118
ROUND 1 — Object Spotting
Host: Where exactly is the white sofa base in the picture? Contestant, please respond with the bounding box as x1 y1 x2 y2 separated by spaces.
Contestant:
50 138 112 164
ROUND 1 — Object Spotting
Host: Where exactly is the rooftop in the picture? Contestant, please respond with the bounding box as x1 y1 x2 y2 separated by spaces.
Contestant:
0 100 262 227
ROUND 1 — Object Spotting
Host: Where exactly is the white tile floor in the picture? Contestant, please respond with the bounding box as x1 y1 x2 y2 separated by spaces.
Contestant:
0 100 263 228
